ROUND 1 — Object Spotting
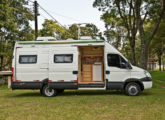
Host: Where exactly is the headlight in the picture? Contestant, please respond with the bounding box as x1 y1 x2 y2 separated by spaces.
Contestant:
144 71 151 78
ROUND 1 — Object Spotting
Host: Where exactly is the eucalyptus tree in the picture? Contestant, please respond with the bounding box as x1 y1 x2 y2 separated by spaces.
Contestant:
93 0 165 69
0 0 34 70
68 23 103 40
93 0 138 65
101 12 127 50
39 19 73 40
149 21 165 71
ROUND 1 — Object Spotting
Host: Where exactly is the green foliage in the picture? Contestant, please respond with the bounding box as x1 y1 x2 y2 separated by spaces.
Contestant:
68 23 103 40
101 12 126 49
39 19 72 40
40 20 104 40
0 0 34 70
148 21 165 70
93 0 164 68
150 21 165 51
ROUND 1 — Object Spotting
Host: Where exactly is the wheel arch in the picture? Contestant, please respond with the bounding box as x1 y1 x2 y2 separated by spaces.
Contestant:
41 78 49 89
124 78 144 91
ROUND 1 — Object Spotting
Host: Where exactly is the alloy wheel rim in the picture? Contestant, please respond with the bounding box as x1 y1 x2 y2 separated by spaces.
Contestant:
128 85 138 95
45 87 55 96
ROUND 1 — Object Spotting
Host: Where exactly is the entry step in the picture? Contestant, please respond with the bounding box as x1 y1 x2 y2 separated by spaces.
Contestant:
78 83 105 88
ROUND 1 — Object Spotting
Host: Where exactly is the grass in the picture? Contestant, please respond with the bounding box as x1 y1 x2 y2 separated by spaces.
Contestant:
0 72 165 120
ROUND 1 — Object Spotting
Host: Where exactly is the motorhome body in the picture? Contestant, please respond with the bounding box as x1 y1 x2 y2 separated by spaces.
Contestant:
11 40 152 97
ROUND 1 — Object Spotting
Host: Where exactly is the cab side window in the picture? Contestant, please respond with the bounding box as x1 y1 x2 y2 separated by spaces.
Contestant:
107 54 120 67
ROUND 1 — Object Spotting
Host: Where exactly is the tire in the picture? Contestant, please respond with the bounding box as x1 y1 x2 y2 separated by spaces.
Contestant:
42 85 57 97
125 82 141 96
57 89 64 93
40 89 42 95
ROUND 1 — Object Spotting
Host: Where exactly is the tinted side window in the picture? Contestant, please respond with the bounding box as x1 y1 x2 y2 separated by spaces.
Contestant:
120 56 132 69
120 56 127 64
54 54 73 63
107 54 120 67
19 55 37 64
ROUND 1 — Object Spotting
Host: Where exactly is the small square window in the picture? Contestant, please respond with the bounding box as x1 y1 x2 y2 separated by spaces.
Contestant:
54 54 73 63
19 55 37 64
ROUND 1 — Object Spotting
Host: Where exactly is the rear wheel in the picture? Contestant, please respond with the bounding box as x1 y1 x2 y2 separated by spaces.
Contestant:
40 89 42 94
125 82 141 96
42 85 57 97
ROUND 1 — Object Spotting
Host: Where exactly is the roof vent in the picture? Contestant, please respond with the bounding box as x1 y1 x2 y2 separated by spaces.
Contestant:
80 36 92 40
36 37 56 41
66 38 75 41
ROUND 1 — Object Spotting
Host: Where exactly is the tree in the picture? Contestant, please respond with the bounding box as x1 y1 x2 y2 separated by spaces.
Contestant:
39 19 72 40
39 20 104 40
93 0 165 68
149 21 165 71
135 0 165 69
101 13 127 50
68 23 104 40
0 0 34 70
93 0 138 65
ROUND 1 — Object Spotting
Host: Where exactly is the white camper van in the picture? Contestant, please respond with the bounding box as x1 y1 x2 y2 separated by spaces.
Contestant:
11 40 152 97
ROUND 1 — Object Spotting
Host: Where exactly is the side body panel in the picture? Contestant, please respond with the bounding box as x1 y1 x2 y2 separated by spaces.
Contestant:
15 47 49 82
49 46 78 82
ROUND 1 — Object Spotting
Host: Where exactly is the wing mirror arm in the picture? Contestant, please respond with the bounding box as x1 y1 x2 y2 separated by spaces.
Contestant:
120 62 132 69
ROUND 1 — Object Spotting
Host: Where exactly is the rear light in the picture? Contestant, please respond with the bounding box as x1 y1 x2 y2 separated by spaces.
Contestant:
74 78 78 82
48 80 52 82
57 80 64 82
11 67 14 82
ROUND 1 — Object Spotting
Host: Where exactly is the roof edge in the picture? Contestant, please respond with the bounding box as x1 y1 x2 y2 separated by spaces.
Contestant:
17 40 104 45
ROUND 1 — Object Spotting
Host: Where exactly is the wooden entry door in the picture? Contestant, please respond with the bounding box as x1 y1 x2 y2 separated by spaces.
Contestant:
82 64 92 82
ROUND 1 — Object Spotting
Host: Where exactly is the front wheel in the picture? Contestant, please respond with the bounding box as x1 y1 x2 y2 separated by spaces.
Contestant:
125 82 141 96
42 85 57 97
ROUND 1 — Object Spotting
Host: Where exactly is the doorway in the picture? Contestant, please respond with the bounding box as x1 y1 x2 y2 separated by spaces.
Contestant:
78 46 104 83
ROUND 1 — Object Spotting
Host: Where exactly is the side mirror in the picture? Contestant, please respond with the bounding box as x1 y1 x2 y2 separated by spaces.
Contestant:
120 62 132 69
120 62 127 68
127 62 132 69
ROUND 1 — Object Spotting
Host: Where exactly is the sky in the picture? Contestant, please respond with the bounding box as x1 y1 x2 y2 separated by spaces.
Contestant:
29 0 106 32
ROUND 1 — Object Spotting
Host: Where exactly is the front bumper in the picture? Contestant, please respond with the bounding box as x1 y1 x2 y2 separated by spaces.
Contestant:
142 81 152 89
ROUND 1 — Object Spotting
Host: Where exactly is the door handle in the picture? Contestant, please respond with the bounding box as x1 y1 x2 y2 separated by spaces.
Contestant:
106 70 110 74
73 71 78 74
40 68 49 69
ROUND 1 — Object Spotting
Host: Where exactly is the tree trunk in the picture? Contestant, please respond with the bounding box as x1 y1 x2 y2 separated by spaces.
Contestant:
137 17 148 69
0 56 3 71
158 55 162 71
137 19 148 69
140 43 148 69
163 55 165 71
130 43 136 65
128 36 136 65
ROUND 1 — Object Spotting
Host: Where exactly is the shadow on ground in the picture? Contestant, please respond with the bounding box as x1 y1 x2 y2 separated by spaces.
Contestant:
6 89 153 98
